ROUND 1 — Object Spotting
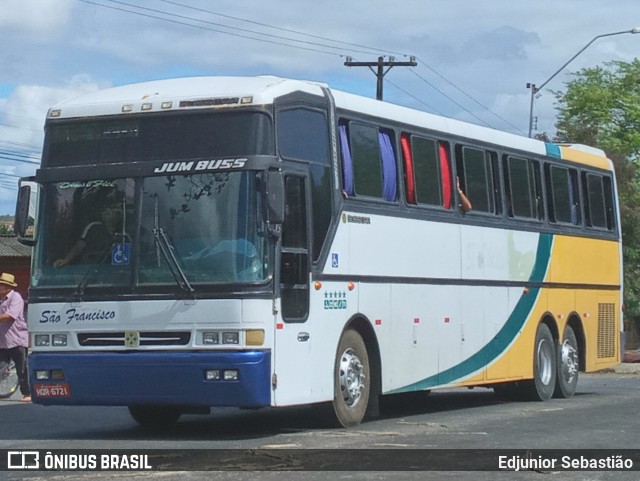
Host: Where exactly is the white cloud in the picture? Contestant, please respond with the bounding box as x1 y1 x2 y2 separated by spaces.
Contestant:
0 0 74 35
0 76 104 149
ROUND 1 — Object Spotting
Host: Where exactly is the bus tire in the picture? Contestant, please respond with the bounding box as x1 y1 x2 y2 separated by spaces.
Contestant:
128 405 182 430
332 329 370 427
554 325 579 398
523 323 557 401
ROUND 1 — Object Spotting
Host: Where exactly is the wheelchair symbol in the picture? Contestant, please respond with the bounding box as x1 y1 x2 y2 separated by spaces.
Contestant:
112 243 131 265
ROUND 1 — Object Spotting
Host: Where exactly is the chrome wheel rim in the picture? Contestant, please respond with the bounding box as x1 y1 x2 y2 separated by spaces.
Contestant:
338 348 366 407
560 339 578 383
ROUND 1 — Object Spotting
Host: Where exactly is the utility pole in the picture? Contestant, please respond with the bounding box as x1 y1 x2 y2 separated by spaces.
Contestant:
344 56 417 100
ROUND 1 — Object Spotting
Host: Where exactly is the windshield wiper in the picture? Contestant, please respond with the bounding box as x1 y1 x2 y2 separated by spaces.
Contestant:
153 227 195 296
74 249 113 300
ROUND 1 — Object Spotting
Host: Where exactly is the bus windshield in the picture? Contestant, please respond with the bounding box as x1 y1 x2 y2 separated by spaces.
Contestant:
32 172 269 290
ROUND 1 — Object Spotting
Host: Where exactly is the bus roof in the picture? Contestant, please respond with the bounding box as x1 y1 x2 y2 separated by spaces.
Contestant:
48 75 609 168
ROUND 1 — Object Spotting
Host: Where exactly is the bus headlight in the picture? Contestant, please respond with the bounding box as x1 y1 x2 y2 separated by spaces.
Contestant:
203 332 219 345
52 334 68 347
223 369 239 381
34 335 50 347
222 332 239 344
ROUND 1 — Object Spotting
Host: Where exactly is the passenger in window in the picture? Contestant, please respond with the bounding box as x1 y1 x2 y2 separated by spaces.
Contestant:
54 195 129 268
457 177 472 213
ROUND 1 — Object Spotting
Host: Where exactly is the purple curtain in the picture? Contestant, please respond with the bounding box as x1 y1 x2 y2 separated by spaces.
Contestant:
378 131 397 202
339 124 354 196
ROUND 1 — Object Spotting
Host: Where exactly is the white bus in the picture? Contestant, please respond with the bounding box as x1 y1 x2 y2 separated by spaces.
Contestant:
16 76 622 428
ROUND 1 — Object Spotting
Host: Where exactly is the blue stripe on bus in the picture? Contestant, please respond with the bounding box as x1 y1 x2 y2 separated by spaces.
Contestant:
545 143 562 158
390 232 553 393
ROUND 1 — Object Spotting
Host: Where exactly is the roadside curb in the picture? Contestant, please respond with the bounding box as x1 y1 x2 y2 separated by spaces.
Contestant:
597 363 640 374
612 363 640 374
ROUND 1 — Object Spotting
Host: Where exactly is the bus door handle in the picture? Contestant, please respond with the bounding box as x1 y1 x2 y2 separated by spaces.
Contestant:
297 332 310 342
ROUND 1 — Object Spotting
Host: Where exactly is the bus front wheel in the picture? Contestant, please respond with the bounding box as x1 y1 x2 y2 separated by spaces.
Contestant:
128 405 182 430
332 329 370 427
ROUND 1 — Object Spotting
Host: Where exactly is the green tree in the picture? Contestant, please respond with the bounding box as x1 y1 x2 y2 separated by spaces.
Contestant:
554 59 640 343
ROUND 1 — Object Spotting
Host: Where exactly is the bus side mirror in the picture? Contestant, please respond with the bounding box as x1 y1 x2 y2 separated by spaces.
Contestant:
15 178 37 246
266 171 285 225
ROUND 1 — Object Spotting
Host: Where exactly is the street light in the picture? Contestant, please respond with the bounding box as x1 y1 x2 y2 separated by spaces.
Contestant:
527 27 640 138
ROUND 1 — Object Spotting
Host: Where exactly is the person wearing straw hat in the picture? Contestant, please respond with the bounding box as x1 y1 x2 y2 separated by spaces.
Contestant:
0 272 30 402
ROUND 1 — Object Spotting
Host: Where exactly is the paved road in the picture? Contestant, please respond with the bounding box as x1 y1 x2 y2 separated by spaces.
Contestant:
1 368 639 480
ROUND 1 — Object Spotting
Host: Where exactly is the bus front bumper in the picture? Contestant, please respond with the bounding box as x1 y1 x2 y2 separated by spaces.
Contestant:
28 351 271 407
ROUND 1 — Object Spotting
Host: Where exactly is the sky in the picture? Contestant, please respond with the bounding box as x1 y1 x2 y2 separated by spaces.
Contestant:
1 0 639 215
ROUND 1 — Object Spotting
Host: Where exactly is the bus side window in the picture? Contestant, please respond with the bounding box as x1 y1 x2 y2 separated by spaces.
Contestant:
583 172 614 230
504 155 543 220
401 133 450 209
546 165 581 225
456 145 499 214
339 120 397 202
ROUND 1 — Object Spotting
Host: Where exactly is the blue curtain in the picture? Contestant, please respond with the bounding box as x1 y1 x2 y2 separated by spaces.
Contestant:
339 124 354 196
378 131 397 202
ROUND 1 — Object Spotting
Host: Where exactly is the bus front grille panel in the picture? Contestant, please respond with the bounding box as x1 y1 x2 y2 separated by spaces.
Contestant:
597 303 616 359
77 331 191 347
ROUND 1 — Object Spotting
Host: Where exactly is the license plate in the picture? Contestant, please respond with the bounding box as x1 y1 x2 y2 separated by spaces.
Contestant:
34 383 72 398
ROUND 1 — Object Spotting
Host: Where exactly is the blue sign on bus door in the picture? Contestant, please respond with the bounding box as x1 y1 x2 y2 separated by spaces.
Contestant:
112 243 131 265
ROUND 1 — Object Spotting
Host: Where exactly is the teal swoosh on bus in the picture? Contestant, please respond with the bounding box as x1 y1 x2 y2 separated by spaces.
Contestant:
389 232 554 393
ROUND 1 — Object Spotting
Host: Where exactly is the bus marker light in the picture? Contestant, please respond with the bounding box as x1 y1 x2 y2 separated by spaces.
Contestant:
52 334 67 346
375 319 382 325
240 96 253 104
50 109 61 118
161 101 173 109
348 282 355 291
51 370 65 380
205 370 220 381
141 103 153 111
314 281 322 290
523 287 530 294
246 329 264 346
276 323 284 330
444 317 450 323
122 104 134 113
35 370 50 380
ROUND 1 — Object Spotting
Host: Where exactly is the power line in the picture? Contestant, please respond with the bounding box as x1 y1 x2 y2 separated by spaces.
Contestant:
407 68 492 128
156 0 410 58
0 150 40 161
0 155 40 166
384 78 445 116
79 0 346 57
100 0 384 57
414 56 525 134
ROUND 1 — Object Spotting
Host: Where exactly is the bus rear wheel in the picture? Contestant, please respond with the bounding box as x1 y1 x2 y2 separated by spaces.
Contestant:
332 329 370 427
128 405 182 430
554 325 579 398
523 323 557 401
